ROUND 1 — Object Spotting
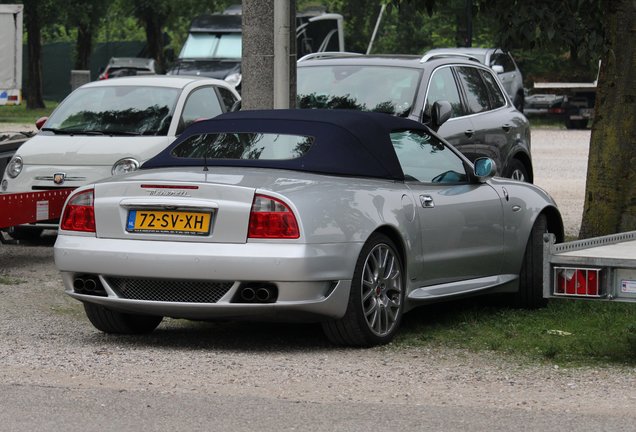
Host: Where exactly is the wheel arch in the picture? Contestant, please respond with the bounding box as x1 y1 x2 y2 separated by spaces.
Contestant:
371 225 407 265
540 205 565 243
511 151 533 183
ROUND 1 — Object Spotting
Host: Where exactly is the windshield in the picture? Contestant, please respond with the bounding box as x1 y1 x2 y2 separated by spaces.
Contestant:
172 132 314 160
297 65 421 116
179 33 242 59
46 86 180 136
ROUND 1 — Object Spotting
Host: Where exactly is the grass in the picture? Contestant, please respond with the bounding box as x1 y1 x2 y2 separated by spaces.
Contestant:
526 114 566 129
0 275 23 285
0 101 58 124
395 298 636 367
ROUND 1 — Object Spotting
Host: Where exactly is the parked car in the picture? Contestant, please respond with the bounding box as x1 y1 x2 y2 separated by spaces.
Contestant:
54 109 563 347
98 57 156 80
297 53 533 182
423 48 525 112
1 75 240 239
524 92 565 116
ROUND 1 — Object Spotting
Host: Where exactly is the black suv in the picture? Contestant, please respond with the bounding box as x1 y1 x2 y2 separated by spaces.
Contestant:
297 53 532 182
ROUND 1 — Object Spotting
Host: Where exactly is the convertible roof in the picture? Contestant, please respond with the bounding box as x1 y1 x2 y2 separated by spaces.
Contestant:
143 109 431 180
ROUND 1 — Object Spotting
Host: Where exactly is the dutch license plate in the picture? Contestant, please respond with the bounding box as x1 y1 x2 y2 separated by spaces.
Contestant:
126 210 212 235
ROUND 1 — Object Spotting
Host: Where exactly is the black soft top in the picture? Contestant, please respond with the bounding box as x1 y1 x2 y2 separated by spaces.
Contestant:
142 109 432 180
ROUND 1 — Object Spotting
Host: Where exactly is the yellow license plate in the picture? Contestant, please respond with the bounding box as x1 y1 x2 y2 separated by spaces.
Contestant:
126 210 212 235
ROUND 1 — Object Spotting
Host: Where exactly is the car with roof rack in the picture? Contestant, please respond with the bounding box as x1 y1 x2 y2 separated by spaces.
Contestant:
297 52 533 182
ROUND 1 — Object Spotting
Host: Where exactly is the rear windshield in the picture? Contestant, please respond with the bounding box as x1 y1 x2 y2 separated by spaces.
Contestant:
297 65 421 116
46 86 180 136
171 132 314 160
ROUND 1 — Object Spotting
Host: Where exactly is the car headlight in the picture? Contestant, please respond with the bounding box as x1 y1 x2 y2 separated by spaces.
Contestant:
6 156 23 178
224 72 242 88
112 157 140 176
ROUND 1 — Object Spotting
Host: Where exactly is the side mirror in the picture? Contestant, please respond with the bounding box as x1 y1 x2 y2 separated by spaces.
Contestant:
491 65 504 74
473 157 497 182
431 100 452 131
35 116 48 130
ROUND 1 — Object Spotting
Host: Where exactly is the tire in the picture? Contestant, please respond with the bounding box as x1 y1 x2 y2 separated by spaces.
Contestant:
565 118 588 129
6 226 43 241
505 159 529 182
83 303 163 334
513 92 524 112
513 214 548 309
322 233 405 347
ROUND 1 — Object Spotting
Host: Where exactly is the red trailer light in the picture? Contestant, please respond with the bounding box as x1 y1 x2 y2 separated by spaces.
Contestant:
554 267 601 297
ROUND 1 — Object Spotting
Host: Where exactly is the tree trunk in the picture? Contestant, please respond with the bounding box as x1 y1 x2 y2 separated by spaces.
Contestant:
143 14 165 73
75 24 92 70
579 0 636 238
24 5 45 109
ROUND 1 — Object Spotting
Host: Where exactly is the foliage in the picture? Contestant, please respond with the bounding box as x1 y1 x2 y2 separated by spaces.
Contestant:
395 298 636 366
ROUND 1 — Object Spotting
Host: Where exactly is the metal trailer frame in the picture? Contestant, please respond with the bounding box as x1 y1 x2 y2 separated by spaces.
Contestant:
543 231 636 303
0 190 72 241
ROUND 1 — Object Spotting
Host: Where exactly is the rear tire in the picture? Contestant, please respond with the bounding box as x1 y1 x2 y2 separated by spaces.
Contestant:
513 214 548 309
83 303 163 334
322 233 404 347
513 92 524 112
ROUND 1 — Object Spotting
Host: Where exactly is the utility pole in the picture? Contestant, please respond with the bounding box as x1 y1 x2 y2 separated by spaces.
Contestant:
242 0 296 110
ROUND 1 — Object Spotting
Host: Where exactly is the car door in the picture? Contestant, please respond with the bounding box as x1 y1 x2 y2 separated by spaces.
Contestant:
489 51 516 97
391 129 504 287
422 65 477 160
454 65 513 177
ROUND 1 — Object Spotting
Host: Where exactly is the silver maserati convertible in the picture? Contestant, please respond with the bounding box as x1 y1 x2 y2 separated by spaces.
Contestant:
54 109 564 346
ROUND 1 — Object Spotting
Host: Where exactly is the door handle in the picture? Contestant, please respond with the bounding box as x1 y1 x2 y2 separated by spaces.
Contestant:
464 129 474 138
420 195 435 208
502 123 511 132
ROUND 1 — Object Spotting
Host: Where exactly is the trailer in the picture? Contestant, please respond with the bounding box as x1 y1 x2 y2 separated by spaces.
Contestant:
0 4 23 105
0 189 71 243
543 231 636 303
533 62 600 130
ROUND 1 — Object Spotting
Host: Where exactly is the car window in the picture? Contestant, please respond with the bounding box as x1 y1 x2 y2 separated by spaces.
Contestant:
479 69 507 109
424 67 463 119
217 87 238 112
45 86 179 136
171 132 314 160
179 33 242 59
490 53 515 73
391 129 467 183
179 87 224 133
297 65 420 116
455 66 491 114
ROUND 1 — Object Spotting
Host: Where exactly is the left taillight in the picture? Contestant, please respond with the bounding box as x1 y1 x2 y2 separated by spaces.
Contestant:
248 194 299 239
60 189 96 232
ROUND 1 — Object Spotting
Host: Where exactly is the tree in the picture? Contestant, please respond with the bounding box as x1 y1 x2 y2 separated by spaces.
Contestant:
21 0 59 109
579 0 636 237
65 0 108 69
129 0 173 73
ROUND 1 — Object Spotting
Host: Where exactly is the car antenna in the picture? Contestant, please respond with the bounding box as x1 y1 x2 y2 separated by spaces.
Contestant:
203 141 209 172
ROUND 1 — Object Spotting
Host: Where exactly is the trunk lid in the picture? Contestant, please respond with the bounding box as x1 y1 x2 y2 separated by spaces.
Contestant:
93 171 256 243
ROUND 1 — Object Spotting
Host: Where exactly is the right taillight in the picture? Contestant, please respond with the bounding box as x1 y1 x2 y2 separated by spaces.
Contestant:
60 189 96 232
248 194 299 239
554 267 601 297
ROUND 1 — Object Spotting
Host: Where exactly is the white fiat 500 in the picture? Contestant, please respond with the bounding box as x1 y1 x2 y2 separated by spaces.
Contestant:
1 75 240 239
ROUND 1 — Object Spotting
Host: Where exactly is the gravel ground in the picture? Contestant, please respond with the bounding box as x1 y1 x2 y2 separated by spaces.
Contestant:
1 125 634 430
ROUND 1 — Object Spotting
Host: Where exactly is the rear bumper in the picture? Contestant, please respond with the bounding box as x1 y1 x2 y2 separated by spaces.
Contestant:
54 235 362 320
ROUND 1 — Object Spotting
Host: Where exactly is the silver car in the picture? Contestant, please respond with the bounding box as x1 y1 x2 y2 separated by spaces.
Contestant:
54 109 563 346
